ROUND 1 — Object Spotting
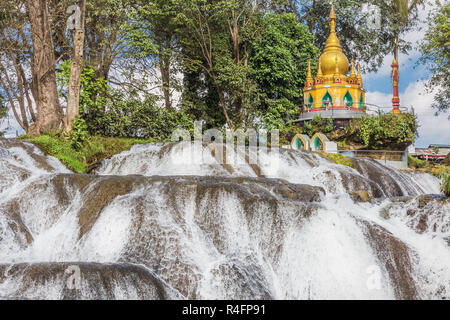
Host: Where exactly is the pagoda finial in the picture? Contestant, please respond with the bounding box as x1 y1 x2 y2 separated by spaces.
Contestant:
357 62 363 87
307 60 312 79
317 58 323 77
321 3 347 75
329 3 336 33
350 59 356 77
305 60 313 87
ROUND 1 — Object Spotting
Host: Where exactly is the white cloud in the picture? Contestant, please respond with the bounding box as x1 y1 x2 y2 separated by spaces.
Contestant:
363 1 433 80
366 79 450 147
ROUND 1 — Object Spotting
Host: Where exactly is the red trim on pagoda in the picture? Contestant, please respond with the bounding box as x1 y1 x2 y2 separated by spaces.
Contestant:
303 106 366 113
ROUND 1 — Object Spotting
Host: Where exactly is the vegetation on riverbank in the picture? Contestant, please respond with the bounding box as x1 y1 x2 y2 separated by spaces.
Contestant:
21 134 155 173
286 113 418 151
407 155 450 196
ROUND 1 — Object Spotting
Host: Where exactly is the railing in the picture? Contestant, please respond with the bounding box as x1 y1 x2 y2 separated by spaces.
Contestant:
364 103 408 116
300 102 408 115
302 102 364 113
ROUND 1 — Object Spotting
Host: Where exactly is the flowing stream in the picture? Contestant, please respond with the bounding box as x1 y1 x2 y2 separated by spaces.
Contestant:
0 139 448 300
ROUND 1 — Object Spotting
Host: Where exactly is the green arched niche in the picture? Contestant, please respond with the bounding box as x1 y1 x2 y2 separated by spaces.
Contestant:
292 136 305 150
322 92 332 107
311 136 324 151
344 91 353 107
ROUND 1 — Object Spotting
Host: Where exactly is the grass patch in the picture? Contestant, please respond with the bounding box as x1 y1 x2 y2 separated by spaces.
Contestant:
21 134 156 173
316 152 356 169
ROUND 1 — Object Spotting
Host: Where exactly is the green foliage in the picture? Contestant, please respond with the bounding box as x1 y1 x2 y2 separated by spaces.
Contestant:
443 153 450 166
181 70 227 130
408 155 427 169
0 95 6 118
355 114 417 150
0 95 6 137
407 154 450 196
419 0 450 116
293 113 417 151
179 5 320 130
57 60 109 134
57 60 193 140
22 134 155 173
325 117 334 133
100 95 194 140
70 118 90 151
301 114 334 137
439 169 450 197
23 135 86 173
250 13 320 130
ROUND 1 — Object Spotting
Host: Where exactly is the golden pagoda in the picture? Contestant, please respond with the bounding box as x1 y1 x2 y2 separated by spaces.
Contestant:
302 5 366 117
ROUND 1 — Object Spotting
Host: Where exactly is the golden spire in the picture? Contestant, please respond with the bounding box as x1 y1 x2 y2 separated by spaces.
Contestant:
350 59 356 77
305 60 313 87
319 4 349 76
357 62 363 87
329 3 336 32
306 60 313 80
317 58 323 77
323 4 341 54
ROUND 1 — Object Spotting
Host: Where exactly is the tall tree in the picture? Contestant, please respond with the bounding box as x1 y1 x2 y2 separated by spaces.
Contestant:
65 0 87 131
26 0 64 133
379 0 425 62
0 0 37 133
179 0 265 129
126 0 181 109
250 13 319 129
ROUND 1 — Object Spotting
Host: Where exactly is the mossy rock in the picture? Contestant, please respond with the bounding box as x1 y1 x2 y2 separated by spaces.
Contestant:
316 152 356 169
350 190 371 203
21 135 155 173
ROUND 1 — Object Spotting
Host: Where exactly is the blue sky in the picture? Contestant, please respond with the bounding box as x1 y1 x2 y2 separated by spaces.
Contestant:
363 3 450 148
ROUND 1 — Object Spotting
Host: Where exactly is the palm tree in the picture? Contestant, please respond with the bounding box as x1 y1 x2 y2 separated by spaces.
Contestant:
390 0 425 62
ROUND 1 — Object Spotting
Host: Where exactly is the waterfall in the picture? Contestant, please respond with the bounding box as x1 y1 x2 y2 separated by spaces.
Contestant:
0 139 448 300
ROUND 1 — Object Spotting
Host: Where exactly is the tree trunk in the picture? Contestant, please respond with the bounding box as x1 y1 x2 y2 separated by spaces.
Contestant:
27 0 63 133
394 36 399 63
215 83 233 130
159 41 172 109
65 0 86 131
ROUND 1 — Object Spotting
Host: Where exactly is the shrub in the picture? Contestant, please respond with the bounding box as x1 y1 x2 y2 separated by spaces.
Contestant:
290 113 417 151
57 61 194 141
99 95 194 140
408 155 428 169
69 118 90 150
439 169 450 196
355 114 417 150
443 153 450 166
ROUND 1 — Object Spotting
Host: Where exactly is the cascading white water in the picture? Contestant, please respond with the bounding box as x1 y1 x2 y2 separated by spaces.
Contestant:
0 139 448 300
97 142 440 196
